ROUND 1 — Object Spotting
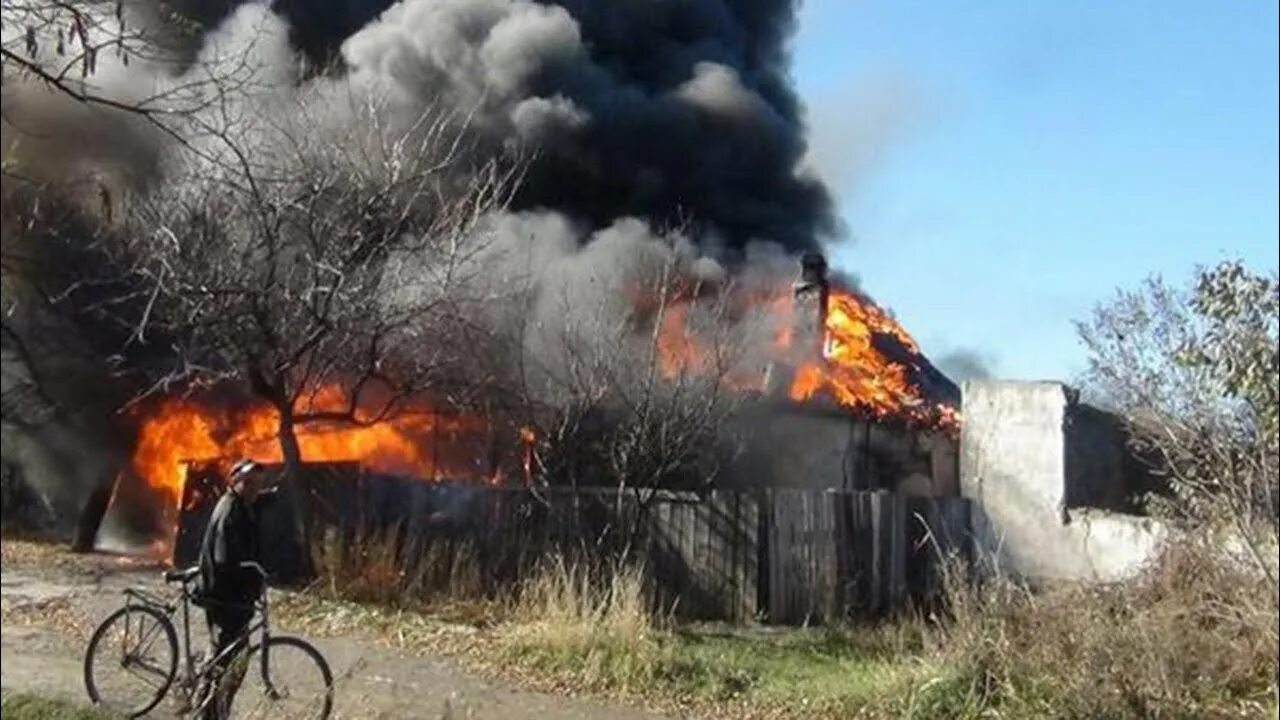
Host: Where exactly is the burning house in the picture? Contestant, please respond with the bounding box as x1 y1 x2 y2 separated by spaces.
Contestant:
725 252 960 497
89 248 965 561
103 246 973 621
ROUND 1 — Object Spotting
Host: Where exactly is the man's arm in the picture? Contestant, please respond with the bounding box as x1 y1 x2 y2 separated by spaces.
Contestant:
207 499 231 565
225 502 264 598
221 503 253 566
206 499 254 598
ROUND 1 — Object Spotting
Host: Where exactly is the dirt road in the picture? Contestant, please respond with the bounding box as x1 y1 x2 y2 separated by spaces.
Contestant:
0 547 675 720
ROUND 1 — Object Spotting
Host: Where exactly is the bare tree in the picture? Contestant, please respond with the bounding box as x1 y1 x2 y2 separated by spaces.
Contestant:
1 0 277 429
36 86 521 553
495 247 748 557
3 4 530 551
1 1 227 130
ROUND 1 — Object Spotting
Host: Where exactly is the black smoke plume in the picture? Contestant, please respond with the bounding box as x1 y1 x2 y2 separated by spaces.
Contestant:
150 0 837 254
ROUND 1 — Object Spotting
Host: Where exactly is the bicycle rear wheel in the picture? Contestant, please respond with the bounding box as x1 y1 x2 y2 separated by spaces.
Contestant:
83 605 178 717
226 636 333 720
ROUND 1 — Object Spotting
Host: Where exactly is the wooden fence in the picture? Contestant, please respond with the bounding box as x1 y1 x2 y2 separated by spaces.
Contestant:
763 489 970 624
175 466 970 624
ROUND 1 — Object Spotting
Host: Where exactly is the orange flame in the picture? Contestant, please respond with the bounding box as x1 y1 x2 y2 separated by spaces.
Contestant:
655 287 957 429
788 290 923 415
128 387 507 512
657 304 710 377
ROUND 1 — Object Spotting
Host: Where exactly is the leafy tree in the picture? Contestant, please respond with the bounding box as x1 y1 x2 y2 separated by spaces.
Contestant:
1078 260 1278 588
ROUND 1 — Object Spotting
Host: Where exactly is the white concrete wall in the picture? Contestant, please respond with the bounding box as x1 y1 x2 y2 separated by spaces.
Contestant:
960 380 1166 582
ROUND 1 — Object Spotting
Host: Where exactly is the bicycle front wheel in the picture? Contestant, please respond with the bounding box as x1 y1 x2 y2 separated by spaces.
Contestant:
83 605 178 717
226 636 334 720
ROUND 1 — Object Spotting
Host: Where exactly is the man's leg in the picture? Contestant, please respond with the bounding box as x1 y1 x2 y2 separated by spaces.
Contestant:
204 607 251 720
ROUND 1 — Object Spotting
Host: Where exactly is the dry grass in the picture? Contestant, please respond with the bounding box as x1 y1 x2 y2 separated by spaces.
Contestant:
487 557 940 718
495 558 666 695
0 595 97 643
920 542 1279 719
307 524 496 612
508 556 653 633
2 537 80 568
11 523 1277 720
0 536 165 576
11 528 1268 719
0 538 118 640
468 541 1277 719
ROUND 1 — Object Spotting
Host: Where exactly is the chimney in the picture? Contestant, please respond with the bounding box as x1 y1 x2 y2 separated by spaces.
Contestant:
792 252 830 359
763 252 830 397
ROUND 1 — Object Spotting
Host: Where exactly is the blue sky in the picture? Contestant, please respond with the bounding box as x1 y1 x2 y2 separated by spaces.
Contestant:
790 1 1279 382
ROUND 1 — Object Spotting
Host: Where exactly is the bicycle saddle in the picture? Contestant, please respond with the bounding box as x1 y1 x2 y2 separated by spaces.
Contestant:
164 565 199 584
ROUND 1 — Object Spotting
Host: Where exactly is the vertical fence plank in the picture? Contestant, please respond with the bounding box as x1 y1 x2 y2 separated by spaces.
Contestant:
772 489 784 623
803 491 818 622
740 491 758 622
816 491 837 621
702 493 717 620
769 489 788 623
791 492 805 623
831 491 849 615
889 493 907 610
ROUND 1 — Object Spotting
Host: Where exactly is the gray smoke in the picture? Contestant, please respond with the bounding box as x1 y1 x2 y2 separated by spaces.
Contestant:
936 348 995 384
6 0 836 254
337 0 835 252
805 72 920 196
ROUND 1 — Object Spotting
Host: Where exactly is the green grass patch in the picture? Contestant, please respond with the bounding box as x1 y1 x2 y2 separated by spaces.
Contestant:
484 558 976 718
496 621 959 718
0 692 120 720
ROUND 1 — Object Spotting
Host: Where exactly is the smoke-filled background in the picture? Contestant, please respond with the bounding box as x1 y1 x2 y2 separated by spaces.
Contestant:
1 0 877 537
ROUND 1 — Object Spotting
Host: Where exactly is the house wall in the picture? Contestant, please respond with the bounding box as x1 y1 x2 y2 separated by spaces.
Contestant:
959 379 1166 582
723 402 957 495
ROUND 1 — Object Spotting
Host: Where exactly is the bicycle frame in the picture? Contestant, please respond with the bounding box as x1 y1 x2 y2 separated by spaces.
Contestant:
122 563 279 705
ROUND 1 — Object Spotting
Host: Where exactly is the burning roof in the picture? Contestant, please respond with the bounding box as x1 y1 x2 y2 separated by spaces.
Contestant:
655 254 960 427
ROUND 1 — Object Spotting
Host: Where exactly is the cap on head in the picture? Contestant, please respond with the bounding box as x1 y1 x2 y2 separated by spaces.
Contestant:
229 459 261 483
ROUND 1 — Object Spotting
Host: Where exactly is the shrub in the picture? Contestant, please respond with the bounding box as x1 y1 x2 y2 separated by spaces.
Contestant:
926 542 1278 718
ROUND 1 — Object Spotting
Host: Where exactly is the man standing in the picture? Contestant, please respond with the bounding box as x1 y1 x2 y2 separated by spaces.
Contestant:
197 459 269 719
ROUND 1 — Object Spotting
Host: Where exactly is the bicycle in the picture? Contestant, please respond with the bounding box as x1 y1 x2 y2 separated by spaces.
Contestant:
83 561 333 719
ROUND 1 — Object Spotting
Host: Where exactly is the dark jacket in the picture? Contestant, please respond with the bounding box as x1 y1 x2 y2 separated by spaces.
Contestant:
197 490 263 608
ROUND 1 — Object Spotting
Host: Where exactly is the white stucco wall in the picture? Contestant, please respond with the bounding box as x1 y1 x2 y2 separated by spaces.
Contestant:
959 380 1166 582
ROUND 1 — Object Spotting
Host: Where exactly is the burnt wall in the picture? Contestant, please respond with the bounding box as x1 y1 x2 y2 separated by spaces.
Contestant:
1064 397 1163 513
722 401 958 495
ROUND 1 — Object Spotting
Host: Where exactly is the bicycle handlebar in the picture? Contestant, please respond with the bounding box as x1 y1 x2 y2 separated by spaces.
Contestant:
165 562 268 583
163 566 199 584
238 561 268 580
